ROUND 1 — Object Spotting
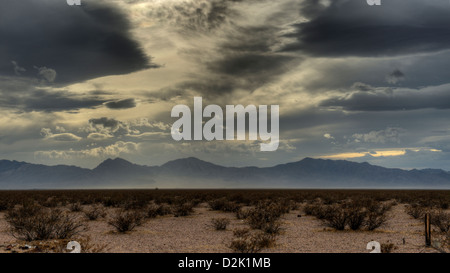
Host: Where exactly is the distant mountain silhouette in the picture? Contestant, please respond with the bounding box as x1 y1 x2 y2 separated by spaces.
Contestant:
0 157 449 189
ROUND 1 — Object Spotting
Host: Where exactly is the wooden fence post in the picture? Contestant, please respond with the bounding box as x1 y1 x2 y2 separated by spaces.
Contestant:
425 213 431 246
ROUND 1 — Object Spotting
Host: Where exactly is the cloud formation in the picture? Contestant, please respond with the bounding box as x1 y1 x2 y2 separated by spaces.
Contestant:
35 141 139 159
352 127 403 144
105 98 136 109
40 128 82 142
0 0 157 84
320 84 450 111
284 0 450 57
3 0 450 172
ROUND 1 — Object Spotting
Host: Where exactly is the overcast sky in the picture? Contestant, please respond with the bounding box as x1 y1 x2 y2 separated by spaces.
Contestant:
2 0 450 170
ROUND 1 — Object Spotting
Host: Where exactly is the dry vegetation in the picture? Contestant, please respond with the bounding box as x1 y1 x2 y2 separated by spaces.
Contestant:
0 189 448 253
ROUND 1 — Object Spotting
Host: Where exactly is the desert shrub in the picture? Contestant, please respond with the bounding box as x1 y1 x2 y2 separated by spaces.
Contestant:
247 202 282 230
430 210 450 232
156 203 172 216
211 218 230 230
289 200 300 210
439 202 449 210
275 198 292 214
317 201 389 231
405 203 427 219
246 201 285 235
322 205 347 230
69 202 83 212
208 198 241 212
346 206 367 230
253 232 275 249
65 236 108 253
5 204 86 241
321 196 339 205
173 202 194 217
235 207 250 220
107 209 145 233
123 199 148 210
83 205 106 221
444 232 450 251
304 203 330 219
303 203 316 216
0 199 13 211
146 204 159 218
233 227 251 238
261 221 282 235
42 197 59 208
101 197 120 208
364 202 389 231
229 229 275 253
365 212 387 231
381 242 397 253
348 197 374 208
190 198 202 206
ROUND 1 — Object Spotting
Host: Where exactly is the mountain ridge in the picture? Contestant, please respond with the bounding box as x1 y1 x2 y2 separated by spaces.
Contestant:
0 157 449 189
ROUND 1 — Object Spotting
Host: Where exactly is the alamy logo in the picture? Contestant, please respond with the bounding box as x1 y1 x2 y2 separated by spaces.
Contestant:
367 0 381 5
67 0 81 6
171 97 279 151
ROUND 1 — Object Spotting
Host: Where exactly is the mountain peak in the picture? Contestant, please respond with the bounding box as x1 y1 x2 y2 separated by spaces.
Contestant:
161 157 223 171
94 158 134 170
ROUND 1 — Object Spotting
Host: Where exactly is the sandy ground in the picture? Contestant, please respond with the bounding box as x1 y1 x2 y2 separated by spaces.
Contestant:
0 203 445 253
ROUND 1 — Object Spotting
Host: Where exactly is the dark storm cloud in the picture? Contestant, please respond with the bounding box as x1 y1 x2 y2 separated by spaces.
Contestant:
320 84 450 111
284 0 450 57
149 48 295 99
208 53 292 76
0 0 157 84
105 98 136 109
209 23 300 91
179 52 294 98
386 69 405 84
389 70 404 79
208 25 294 78
140 0 301 98
179 23 300 97
0 88 106 112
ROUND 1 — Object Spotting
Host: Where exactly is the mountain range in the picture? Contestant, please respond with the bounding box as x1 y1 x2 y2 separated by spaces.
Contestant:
0 157 449 189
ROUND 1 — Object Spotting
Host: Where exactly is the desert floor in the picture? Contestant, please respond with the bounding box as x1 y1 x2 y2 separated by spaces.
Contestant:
0 203 444 253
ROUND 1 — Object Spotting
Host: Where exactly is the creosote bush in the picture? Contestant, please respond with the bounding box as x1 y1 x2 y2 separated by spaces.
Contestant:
304 203 329 219
0 199 13 212
322 204 348 230
235 207 250 220
152 203 173 216
381 242 397 253
365 202 389 231
83 205 106 221
307 199 390 231
405 203 427 219
211 218 230 230
346 206 366 230
229 228 275 253
208 198 241 212
430 210 450 233
246 200 288 235
158 203 173 215
107 209 145 233
5 204 86 241
173 202 194 217
69 202 83 212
